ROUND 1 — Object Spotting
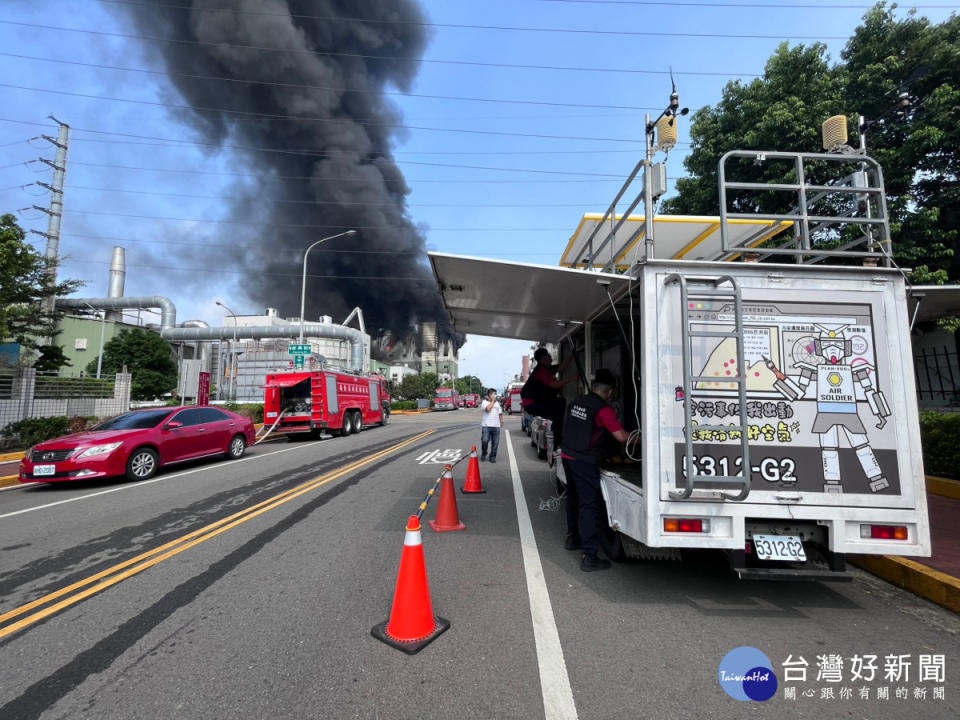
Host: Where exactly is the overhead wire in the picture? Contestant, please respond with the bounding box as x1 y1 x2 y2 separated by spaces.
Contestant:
0 82 649 145
0 51 666 112
58 183 616 208
57 231 562 256
538 0 960 7
47 209 573 231
0 20 832 74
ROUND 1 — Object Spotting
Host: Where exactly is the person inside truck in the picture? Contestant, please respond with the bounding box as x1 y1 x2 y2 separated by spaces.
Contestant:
480 388 503 462
521 347 578 445
561 369 631 572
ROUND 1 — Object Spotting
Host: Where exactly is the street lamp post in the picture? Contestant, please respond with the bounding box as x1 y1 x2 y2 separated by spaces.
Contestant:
84 302 107 379
216 301 238 401
299 229 357 343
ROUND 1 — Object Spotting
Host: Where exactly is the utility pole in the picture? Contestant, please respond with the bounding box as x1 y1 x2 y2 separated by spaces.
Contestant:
34 116 70 315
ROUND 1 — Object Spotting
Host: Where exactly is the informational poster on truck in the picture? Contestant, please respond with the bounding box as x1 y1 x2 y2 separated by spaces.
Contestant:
666 294 901 498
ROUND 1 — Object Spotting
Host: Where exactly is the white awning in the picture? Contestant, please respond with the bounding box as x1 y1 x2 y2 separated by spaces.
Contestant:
561 213 793 268
909 285 960 323
428 252 631 342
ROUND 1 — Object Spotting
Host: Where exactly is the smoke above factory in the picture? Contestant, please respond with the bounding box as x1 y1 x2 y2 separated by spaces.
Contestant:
112 0 454 342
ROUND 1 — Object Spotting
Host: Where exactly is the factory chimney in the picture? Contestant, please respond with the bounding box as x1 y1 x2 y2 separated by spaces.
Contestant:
106 246 126 322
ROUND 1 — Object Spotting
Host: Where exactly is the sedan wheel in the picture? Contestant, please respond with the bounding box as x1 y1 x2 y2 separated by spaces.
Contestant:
227 434 246 459
126 447 159 481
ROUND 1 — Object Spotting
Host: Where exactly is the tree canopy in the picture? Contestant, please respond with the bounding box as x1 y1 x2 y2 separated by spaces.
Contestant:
662 3 959 282
0 213 82 358
87 328 178 401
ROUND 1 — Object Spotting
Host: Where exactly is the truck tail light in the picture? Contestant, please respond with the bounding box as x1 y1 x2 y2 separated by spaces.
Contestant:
664 518 710 533
860 524 908 540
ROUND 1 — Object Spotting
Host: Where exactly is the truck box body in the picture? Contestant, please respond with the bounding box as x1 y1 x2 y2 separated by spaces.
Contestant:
263 370 389 435
601 260 930 558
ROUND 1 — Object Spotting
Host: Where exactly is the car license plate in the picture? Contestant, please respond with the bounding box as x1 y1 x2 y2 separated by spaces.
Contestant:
33 464 56 477
752 534 806 562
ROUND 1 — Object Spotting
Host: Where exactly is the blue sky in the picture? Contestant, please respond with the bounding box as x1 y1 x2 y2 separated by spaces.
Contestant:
1 0 957 390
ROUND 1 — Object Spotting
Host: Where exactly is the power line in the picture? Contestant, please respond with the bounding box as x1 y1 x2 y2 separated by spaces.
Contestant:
52 208 573 231
59 183 613 208
0 51 670 111
62 257 424 280
0 20 823 75
86 1 849 39
0 82 649 145
538 0 960 7
62 162 625 184
0 116 672 156
58 231 562 256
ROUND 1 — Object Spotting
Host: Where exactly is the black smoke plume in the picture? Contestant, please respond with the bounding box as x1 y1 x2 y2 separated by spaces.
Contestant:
112 0 456 342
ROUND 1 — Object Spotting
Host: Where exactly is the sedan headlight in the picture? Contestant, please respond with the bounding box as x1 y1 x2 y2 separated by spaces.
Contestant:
75 442 123 459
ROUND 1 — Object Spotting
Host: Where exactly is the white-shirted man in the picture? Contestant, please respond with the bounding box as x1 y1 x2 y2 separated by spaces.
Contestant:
480 388 504 463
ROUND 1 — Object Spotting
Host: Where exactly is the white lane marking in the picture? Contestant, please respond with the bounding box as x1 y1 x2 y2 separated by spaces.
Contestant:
0 442 324 520
506 430 579 720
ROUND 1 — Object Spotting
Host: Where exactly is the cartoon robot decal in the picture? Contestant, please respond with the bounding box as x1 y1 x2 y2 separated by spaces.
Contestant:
765 324 892 493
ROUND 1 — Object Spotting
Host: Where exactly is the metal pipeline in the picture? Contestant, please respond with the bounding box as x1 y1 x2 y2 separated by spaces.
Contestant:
55 296 366 371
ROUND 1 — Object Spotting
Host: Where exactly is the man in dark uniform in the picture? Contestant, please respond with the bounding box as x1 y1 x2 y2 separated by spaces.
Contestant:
521 347 577 445
561 369 630 572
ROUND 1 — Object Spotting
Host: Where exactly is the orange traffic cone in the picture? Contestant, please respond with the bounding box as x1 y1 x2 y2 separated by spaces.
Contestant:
429 466 466 532
371 515 450 654
462 446 486 494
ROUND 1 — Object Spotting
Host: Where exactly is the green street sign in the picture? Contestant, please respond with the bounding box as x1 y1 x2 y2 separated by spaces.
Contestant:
289 344 311 354
294 354 305 369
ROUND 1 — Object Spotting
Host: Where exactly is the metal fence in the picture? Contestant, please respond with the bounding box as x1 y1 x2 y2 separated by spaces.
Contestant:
0 368 132 436
914 346 960 407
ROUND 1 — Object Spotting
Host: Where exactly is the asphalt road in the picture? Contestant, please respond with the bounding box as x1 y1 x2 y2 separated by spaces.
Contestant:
1 413 958 720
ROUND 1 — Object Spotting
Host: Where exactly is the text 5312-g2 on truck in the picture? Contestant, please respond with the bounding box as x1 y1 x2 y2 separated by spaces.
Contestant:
263 369 390 438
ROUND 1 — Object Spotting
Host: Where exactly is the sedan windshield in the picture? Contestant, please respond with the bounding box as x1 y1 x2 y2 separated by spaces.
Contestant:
93 409 173 430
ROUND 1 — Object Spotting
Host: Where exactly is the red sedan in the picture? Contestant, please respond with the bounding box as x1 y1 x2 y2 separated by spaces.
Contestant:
19 406 257 484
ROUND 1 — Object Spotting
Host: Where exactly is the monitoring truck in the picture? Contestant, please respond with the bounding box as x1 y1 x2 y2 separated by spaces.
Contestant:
429 143 951 579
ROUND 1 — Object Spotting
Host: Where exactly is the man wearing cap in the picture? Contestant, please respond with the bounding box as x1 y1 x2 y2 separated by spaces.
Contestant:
561 369 630 572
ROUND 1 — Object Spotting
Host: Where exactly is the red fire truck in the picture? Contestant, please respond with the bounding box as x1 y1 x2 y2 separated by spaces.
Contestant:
433 387 460 411
263 370 391 438
462 393 480 408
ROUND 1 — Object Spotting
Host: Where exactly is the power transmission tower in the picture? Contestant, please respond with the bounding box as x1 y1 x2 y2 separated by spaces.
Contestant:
31 116 70 315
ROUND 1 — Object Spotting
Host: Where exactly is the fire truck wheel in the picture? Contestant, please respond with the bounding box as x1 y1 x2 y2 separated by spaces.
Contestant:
350 410 362 434
379 411 388 426
227 434 246 460
340 413 353 436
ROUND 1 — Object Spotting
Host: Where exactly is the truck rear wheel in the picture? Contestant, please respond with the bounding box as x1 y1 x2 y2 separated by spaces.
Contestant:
340 413 353 436
350 410 362 433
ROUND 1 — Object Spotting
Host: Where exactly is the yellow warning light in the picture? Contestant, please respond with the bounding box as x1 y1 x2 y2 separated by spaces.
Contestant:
828 331 836 338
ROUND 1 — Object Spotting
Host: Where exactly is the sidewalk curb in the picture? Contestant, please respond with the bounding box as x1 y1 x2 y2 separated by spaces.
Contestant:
850 555 960 615
926 475 960 500
0 451 24 462
0 474 20 489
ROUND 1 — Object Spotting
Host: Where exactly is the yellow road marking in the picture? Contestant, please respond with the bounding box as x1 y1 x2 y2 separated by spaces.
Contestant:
0 429 435 639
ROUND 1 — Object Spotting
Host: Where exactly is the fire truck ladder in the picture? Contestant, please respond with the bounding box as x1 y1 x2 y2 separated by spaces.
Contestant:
667 274 751 501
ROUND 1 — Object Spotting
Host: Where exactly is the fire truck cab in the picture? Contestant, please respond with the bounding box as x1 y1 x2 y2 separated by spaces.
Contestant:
264 369 390 438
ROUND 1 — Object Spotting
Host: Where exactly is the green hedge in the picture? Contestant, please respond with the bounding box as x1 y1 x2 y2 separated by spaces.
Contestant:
1 415 97 448
391 400 419 410
919 411 960 480
224 403 264 423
